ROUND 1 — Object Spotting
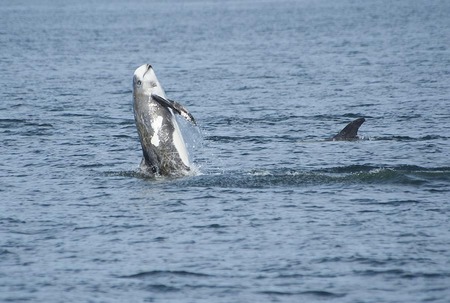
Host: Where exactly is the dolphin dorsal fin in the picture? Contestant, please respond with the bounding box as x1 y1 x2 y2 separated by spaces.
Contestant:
332 118 365 141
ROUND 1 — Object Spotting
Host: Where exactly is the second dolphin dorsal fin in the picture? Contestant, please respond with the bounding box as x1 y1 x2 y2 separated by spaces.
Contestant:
332 118 365 141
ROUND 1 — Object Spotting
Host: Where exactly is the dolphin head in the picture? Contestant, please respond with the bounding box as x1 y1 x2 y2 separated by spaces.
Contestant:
133 64 165 99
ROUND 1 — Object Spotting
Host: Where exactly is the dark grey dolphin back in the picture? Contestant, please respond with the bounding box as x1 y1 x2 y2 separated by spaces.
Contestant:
332 118 366 141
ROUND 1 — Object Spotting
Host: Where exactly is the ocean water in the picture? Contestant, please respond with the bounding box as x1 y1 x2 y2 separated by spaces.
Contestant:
1 0 450 302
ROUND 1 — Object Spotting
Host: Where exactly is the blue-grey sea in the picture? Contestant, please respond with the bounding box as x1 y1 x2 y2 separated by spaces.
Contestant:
1 0 450 302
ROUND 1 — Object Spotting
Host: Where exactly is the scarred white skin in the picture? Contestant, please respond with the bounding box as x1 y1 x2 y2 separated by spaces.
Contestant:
133 64 190 176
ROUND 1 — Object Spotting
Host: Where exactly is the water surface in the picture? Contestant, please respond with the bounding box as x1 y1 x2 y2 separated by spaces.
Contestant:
1 0 450 302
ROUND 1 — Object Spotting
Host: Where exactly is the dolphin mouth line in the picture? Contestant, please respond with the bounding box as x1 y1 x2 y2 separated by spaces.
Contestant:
142 64 152 78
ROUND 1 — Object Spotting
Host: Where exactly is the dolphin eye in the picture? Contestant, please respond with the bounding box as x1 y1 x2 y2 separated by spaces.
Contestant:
137 80 142 85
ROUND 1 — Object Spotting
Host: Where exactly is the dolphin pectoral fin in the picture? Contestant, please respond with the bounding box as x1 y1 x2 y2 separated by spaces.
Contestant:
151 93 197 125
332 117 366 141
168 98 197 126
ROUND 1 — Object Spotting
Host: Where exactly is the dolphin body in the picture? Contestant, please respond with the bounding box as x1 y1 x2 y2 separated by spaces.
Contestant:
132 64 196 177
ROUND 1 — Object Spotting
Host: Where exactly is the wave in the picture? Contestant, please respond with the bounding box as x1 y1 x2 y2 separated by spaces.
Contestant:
205 133 448 143
109 164 450 188
119 270 212 279
175 165 450 188
371 135 449 141
258 290 345 298
0 118 54 129
354 268 450 279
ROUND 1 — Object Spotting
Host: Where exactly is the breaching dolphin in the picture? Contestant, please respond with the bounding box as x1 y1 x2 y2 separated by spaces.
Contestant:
133 64 196 177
